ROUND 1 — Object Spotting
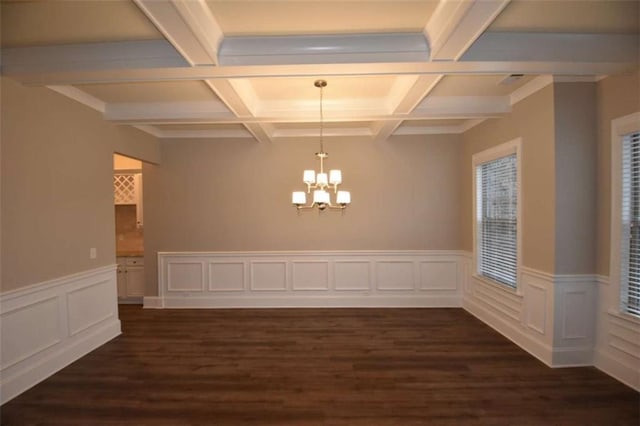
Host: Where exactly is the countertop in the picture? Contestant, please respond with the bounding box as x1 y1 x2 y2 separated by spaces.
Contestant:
116 251 144 258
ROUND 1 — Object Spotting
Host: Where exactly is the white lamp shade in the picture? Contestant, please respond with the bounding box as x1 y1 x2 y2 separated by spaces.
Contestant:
329 169 342 185
336 191 351 204
303 170 316 184
313 190 330 204
292 191 306 205
316 172 328 186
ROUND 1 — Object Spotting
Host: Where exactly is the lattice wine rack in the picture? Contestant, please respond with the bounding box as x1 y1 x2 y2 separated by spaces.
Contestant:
114 174 136 205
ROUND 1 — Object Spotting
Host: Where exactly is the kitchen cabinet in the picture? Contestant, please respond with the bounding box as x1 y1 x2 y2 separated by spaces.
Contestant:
114 173 143 227
117 256 144 301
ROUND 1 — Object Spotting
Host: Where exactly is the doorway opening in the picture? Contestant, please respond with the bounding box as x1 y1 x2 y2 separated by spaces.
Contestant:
113 153 144 304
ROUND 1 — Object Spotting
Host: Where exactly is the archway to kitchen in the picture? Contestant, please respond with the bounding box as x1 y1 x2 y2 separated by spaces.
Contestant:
113 153 145 305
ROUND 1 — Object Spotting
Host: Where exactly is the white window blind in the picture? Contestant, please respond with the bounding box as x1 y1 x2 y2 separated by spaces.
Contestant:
621 131 640 317
476 154 518 288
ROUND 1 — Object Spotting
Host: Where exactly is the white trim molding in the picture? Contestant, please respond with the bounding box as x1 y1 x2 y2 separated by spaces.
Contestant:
462 256 598 368
148 250 465 309
0 266 121 404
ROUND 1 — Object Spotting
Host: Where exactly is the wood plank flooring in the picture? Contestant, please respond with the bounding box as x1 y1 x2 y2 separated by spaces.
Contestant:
2 306 638 425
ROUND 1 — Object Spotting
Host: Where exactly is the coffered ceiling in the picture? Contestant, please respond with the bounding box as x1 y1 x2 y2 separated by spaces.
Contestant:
1 0 638 143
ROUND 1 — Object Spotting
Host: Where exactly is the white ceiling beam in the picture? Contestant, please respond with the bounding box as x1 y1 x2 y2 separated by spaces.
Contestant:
373 121 404 143
394 125 464 135
133 0 222 66
272 127 373 140
46 85 106 113
243 123 273 144
12 60 633 86
134 1 273 142
218 33 429 66
104 101 234 122
392 75 444 115
462 32 639 63
415 96 511 116
103 96 509 125
204 79 271 143
425 0 510 61
154 128 253 139
1 40 187 74
375 74 445 142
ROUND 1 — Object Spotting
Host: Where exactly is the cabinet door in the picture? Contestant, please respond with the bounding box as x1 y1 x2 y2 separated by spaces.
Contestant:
126 265 145 297
116 266 127 298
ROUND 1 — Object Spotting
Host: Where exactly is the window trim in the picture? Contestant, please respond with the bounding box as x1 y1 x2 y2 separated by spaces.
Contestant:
472 138 523 293
610 111 640 318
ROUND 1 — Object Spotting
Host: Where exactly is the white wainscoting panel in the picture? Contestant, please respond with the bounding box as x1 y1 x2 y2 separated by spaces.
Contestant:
0 265 121 404
167 262 205 292
420 261 457 290
152 251 463 308
376 261 414 291
551 275 597 366
523 278 548 336
292 261 329 291
208 262 244 292
594 275 640 390
251 261 287 291
333 261 371 291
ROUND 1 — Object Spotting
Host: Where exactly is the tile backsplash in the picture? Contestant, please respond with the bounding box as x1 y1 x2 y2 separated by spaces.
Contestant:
115 205 143 254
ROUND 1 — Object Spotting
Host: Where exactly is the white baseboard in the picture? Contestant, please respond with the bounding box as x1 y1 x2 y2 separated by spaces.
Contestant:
595 349 640 391
148 294 461 309
0 265 121 404
464 297 553 366
154 250 464 309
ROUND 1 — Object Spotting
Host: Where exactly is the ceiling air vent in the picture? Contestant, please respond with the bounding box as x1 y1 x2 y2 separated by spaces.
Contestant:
499 74 524 86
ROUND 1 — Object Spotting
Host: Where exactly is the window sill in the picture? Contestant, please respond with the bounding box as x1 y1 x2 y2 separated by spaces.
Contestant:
472 274 523 297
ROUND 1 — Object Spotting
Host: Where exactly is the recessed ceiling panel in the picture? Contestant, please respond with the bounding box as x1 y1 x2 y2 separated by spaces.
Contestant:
249 76 398 101
154 123 247 131
273 121 372 130
403 119 468 127
428 75 536 97
207 1 438 36
0 0 162 47
490 0 639 34
77 81 221 103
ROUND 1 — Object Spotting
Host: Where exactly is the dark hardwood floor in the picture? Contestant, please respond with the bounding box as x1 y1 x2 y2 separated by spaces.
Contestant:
2 306 638 425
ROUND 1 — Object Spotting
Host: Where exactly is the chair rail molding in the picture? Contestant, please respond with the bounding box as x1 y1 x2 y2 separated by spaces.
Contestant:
0 265 121 404
149 250 465 309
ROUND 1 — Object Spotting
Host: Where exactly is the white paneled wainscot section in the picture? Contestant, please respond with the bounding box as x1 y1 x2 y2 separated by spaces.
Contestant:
146 251 464 308
0 266 121 404
461 251 599 369
594 275 640 390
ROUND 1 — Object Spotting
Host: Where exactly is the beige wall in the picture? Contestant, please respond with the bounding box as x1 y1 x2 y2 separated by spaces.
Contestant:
114 153 142 171
461 85 557 273
143 134 463 295
1 76 158 292
596 70 640 276
553 83 597 274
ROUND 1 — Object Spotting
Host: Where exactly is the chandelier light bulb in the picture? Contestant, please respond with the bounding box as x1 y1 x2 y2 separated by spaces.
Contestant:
303 170 316 184
316 173 328 187
329 170 342 185
336 191 351 205
292 191 306 205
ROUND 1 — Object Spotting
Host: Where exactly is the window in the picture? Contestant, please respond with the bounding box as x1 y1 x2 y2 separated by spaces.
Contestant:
473 139 521 289
620 130 640 317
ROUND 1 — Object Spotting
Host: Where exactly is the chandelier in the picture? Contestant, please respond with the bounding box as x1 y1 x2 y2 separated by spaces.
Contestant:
292 80 351 211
